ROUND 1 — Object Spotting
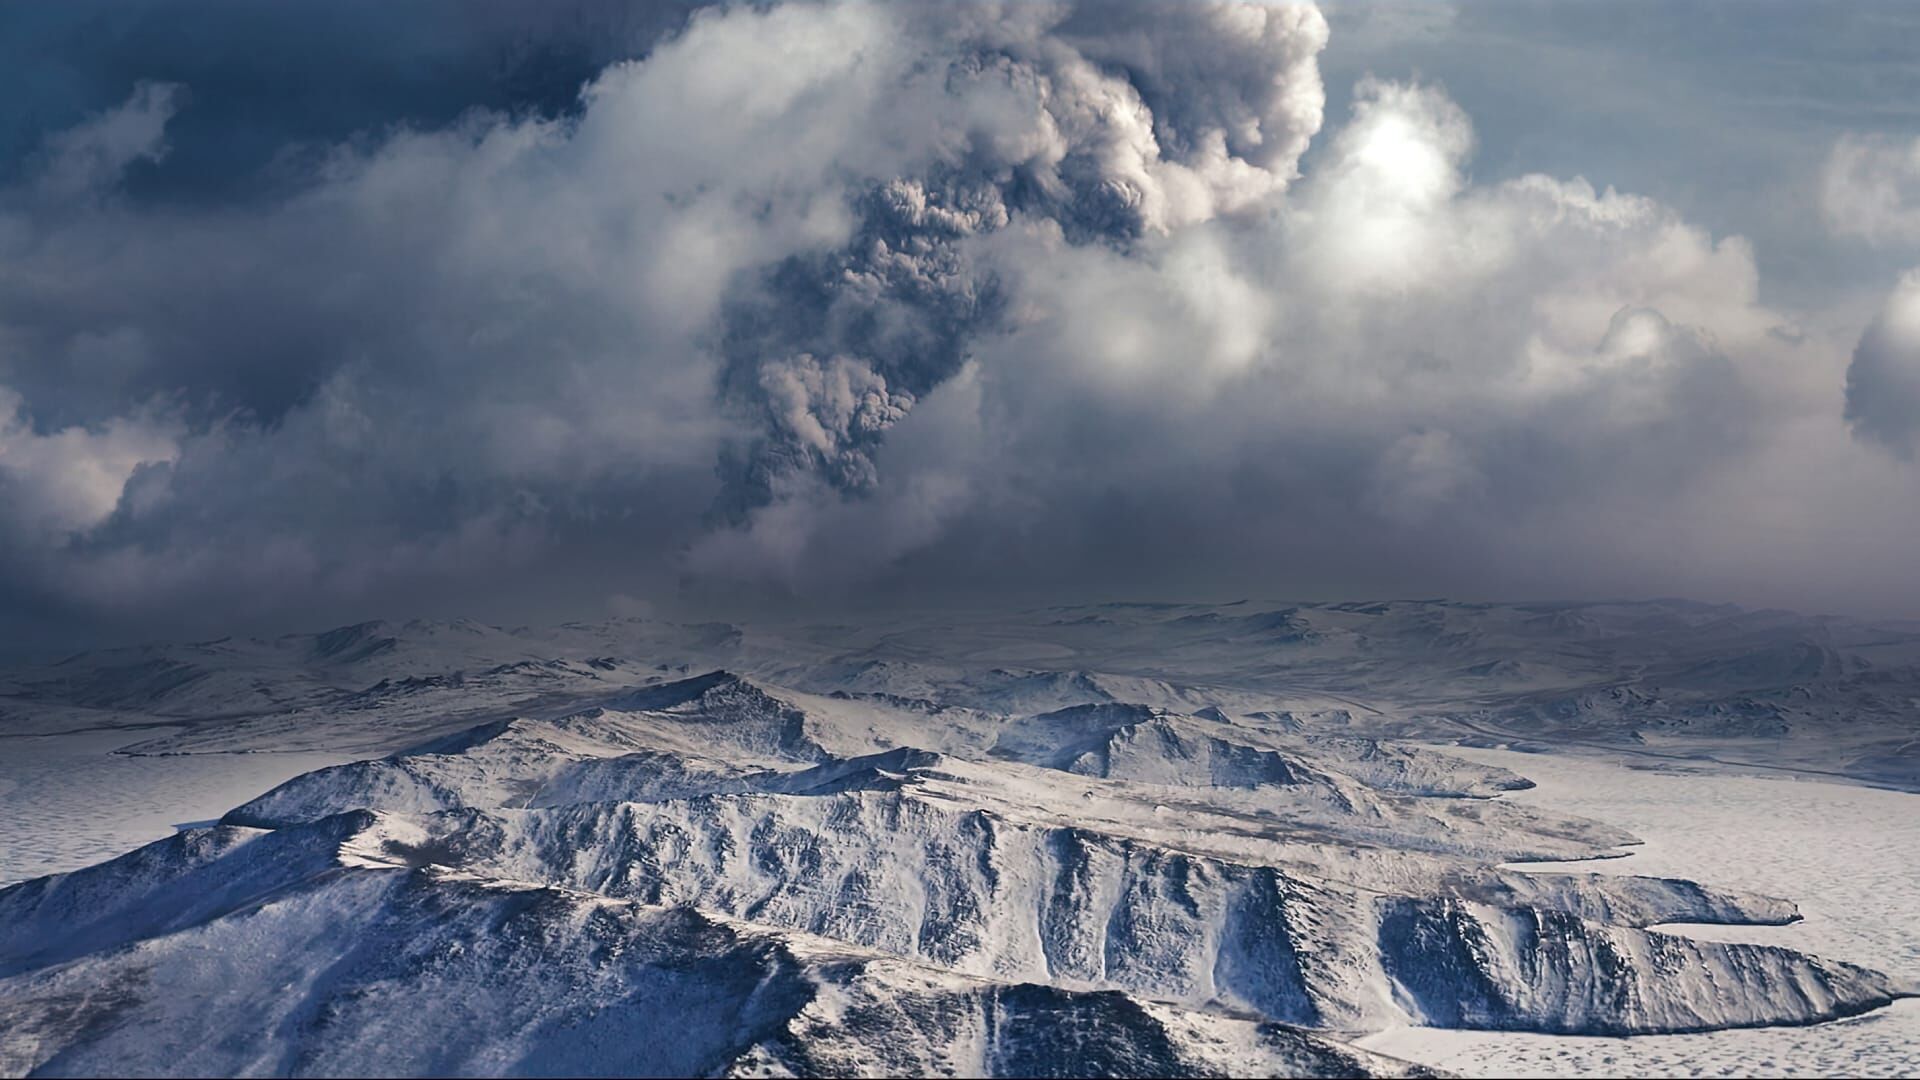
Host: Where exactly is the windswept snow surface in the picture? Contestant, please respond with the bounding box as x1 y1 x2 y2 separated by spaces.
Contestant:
1 600 1917 1076
1358 748 1920 1077
0 728 349 885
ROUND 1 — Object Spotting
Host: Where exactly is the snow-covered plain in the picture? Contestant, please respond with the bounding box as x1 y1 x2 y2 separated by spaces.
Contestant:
1359 747 1920 1077
0 728 349 885
1 600 1916 1076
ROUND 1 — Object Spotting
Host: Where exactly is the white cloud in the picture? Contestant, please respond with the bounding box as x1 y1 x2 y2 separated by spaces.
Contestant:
1822 134 1920 246
0 387 179 541
710 70 1916 612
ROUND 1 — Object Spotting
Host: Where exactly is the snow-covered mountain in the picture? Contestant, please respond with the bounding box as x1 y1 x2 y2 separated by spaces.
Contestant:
2 600 1917 1076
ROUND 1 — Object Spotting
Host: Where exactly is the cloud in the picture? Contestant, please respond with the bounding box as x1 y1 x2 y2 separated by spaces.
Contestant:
699 75 1911 613
1845 270 1920 456
32 80 182 200
0 387 178 542
1822 134 1920 246
1 0 1919 642
0 1 1340 632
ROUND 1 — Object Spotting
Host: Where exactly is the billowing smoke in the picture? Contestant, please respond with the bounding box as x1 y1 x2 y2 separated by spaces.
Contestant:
1 0 1917 644
705 1 1328 522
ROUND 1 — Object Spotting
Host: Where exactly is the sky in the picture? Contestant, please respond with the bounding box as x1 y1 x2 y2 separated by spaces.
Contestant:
2 0 1920 651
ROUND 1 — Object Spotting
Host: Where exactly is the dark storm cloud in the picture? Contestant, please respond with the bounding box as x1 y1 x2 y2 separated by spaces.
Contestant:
0 0 705 425
0 0 701 196
2 0 1919 649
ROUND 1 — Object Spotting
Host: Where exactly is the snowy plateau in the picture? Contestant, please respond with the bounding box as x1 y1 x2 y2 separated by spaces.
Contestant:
1 599 1916 1077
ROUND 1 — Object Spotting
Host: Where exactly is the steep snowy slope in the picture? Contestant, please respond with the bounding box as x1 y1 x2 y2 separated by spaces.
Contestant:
2 805 1902 1073
0 817 1430 1079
